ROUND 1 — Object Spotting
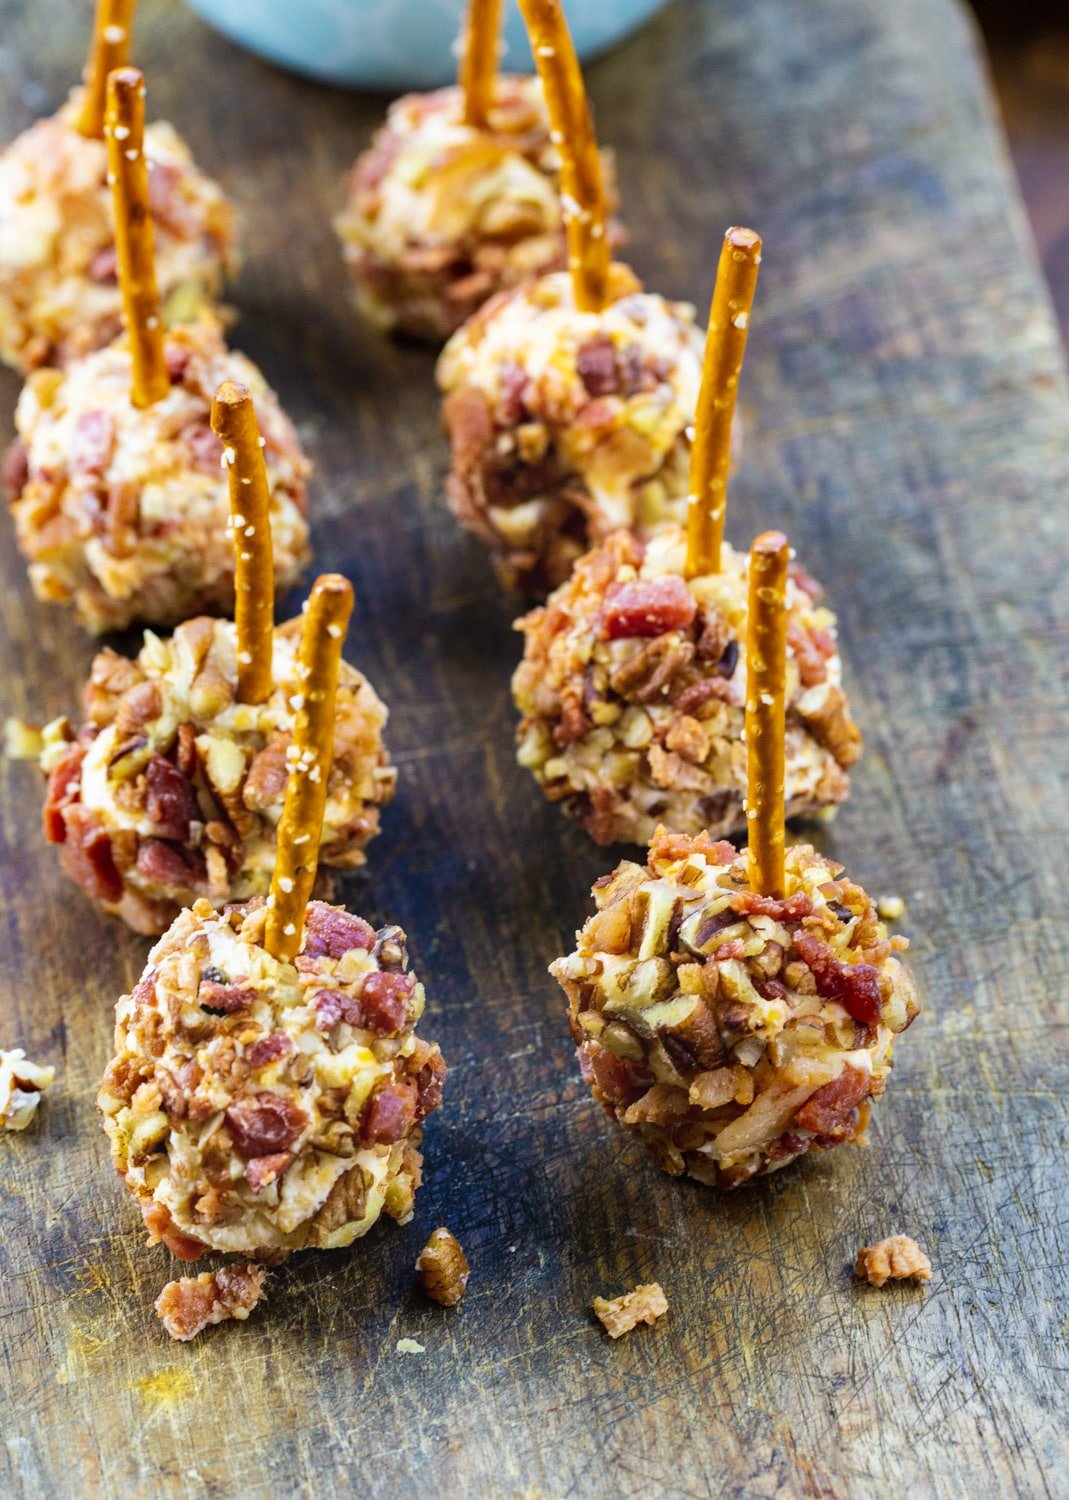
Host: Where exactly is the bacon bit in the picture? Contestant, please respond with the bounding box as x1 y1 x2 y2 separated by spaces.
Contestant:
198 981 256 1015
795 1064 870 1137
498 359 528 424
2 438 29 499
792 929 882 1026
730 890 813 921
42 743 86 843
584 1042 643 1108
61 808 122 902
788 559 824 601
140 1200 205 1261
145 755 199 842
146 159 199 236
155 1262 267 1341
600 576 696 641
787 619 831 688
312 989 358 1032
247 1033 292 1070
245 1151 295 1193
303 905 376 960
70 410 116 478
225 1092 307 1159
443 385 494 469
714 939 746 962
764 1130 809 1163
412 1044 446 1119
361 971 416 1034
576 333 619 396
183 422 226 474
164 344 192 384
136 839 206 889
87 245 118 282
361 1082 417 1145
648 826 737 867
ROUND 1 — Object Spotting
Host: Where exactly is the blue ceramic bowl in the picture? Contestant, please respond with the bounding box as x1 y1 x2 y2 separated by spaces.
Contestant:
182 0 671 91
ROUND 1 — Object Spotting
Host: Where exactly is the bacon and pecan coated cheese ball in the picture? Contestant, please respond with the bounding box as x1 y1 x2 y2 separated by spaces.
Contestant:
40 614 396 935
513 527 861 846
336 77 622 343
0 93 236 373
552 830 920 1189
437 267 707 594
5 316 309 633
98 897 446 1261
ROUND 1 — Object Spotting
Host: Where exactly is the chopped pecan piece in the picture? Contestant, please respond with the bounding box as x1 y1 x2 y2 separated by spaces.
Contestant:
855 1235 931 1288
593 1282 668 1339
416 1227 470 1307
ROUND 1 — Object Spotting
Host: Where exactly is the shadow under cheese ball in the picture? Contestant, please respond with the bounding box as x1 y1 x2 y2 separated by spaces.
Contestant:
0 0 236 373
335 0 624 342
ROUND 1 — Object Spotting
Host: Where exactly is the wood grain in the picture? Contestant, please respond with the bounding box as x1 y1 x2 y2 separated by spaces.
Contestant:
2 0 1068 1495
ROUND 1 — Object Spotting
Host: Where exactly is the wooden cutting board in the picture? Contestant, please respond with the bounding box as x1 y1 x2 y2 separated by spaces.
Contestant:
2 0 1067 1494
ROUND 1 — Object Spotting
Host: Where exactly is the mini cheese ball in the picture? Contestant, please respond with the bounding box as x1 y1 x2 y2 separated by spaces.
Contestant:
551 828 919 1189
438 268 707 593
0 0 236 373
98 895 446 1260
513 526 861 846
336 75 623 343
5 315 309 633
40 613 396 935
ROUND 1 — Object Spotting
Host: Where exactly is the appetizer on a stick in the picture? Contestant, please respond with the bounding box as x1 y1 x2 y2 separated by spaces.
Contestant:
5 68 307 634
513 228 861 846
39 383 394 935
335 0 623 341
552 532 919 1189
436 0 709 594
97 575 445 1263
0 0 236 372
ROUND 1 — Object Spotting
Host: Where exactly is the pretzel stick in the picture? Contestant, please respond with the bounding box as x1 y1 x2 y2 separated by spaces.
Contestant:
106 68 168 408
516 0 609 312
745 530 788 898
685 228 762 579
459 0 502 128
211 382 275 705
76 0 136 139
264 575 354 962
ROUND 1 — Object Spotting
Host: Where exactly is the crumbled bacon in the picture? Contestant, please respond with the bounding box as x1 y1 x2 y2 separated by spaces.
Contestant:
155 1262 267 1341
795 1064 870 1136
140 1199 205 1261
576 334 619 397
648 827 736 868
792 929 882 1026
2 438 29 499
303 904 375 960
87 245 118 282
61 808 122 902
730 891 813 921
136 839 206 889
787 619 832 688
412 1043 446 1119
584 1042 643 1108
42 742 86 843
198 981 256 1015
245 1152 295 1193
246 1033 292 1069
224 1092 307 1159
182 422 225 474
361 971 416 1034
600 576 696 641
312 989 358 1032
70 410 115 477
145 755 199 842
361 1082 417 1145
164 344 192 384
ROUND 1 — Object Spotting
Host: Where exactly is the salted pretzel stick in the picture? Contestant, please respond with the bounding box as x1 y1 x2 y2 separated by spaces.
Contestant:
76 0 136 139
264 575 354 962
745 530 788 898
106 68 168 407
211 382 275 705
517 0 609 312
685 228 762 579
459 0 502 128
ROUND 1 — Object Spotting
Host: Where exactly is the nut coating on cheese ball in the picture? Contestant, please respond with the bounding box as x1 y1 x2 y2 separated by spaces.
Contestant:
6 315 309 633
513 527 861 847
336 77 623 343
0 93 236 373
552 829 919 1188
437 266 712 595
40 614 396 934
98 897 446 1260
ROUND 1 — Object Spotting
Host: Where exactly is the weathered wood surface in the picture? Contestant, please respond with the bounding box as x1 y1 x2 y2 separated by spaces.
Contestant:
1 0 1067 1494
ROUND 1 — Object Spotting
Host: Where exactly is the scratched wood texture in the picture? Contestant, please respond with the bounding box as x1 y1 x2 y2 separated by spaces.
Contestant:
1 0 1068 1495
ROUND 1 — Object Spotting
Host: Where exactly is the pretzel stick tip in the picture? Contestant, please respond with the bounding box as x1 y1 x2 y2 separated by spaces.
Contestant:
77 0 136 139
105 67 168 408
684 226 763 580
745 529 788 898
211 381 276 705
516 0 609 312
459 0 503 127
264 574 354 962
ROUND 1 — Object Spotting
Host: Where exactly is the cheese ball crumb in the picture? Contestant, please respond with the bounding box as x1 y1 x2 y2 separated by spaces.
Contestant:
6 315 309 634
336 77 622 342
552 830 920 1189
40 615 395 934
0 1047 55 1130
98 898 446 1261
416 1226 469 1306
0 92 237 373
155 1262 267 1341
514 528 861 847
437 268 709 594
593 1282 668 1338
855 1235 931 1288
